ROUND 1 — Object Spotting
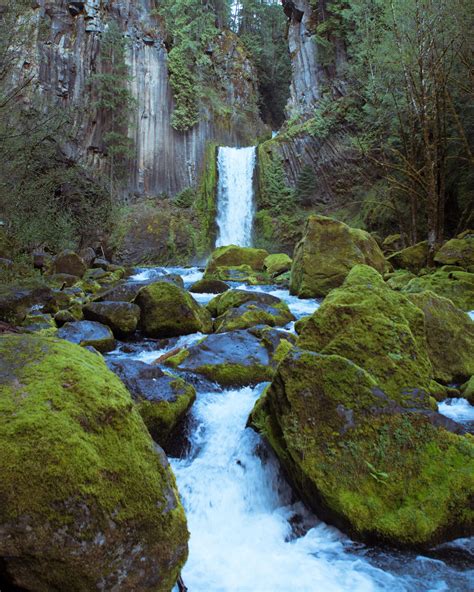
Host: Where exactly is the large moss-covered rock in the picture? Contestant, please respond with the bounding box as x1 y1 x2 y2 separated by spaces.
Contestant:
0 334 188 591
250 348 474 548
387 241 429 273
107 359 196 450
402 269 474 312
434 236 474 268
214 301 294 333
290 215 386 298
57 320 116 353
135 281 212 338
381 233 405 254
205 245 269 275
264 253 292 276
83 301 141 337
385 269 416 291
165 328 291 386
297 265 439 405
406 291 474 384
52 250 87 278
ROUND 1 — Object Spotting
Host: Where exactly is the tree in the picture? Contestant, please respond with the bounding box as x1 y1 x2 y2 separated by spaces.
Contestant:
92 20 135 197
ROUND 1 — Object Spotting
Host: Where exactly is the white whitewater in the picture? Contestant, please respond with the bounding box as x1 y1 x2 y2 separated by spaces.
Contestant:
216 146 256 248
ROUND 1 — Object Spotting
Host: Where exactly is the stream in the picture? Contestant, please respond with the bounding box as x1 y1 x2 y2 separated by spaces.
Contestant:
108 266 474 592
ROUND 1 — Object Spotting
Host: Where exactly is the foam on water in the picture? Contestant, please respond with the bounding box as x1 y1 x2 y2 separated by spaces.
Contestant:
171 385 400 592
438 398 474 424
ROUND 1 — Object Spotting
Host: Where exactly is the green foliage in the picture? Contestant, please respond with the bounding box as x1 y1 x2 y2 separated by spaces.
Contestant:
174 187 195 209
257 142 295 212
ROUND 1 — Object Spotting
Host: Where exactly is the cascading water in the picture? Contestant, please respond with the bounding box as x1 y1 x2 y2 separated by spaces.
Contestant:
215 146 256 247
112 267 474 592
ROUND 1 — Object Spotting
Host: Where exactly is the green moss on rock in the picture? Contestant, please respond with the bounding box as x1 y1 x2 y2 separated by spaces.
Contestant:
204 245 269 280
264 253 292 276
250 347 474 548
387 241 429 273
0 334 188 591
434 237 474 268
407 291 474 384
290 215 387 298
135 281 212 338
297 265 437 406
402 270 474 312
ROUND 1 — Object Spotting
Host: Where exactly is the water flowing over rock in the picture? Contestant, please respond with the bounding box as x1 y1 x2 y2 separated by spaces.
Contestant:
216 146 257 247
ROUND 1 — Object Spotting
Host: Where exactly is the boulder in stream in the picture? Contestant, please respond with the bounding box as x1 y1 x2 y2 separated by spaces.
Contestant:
107 358 196 450
57 320 116 352
83 301 141 337
135 281 212 338
249 347 474 548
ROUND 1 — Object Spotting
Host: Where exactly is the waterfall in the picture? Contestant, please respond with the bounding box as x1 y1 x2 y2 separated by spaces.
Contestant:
215 146 256 248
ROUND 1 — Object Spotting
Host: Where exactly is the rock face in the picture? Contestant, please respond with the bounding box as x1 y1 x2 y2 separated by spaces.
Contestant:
20 1 265 197
0 334 188 591
434 236 474 268
83 301 141 336
407 291 474 384
297 265 440 403
250 347 474 548
107 358 196 450
290 216 387 297
135 281 212 338
57 320 116 352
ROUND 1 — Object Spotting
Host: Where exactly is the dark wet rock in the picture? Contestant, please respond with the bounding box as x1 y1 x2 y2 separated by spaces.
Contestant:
0 284 54 324
32 248 52 270
189 279 230 294
207 289 282 317
48 273 79 288
52 250 87 278
96 283 142 303
91 257 110 270
165 328 294 386
214 300 294 333
83 301 141 337
79 246 96 267
57 320 115 352
107 358 196 449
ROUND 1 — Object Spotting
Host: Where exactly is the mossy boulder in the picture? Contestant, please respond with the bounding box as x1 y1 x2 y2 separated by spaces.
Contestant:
57 320 116 353
387 241 429 273
21 313 57 335
385 269 416 291
52 250 87 278
402 270 474 312
207 289 282 318
107 359 196 450
205 245 269 275
290 215 386 298
189 278 230 294
434 236 474 268
264 253 292 276
382 233 405 254
407 291 474 384
165 328 288 386
297 265 439 405
96 283 143 303
214 301 294 333
135 281 212 338
83 301 141 337
249 347 474 548
0 284 54 325
0 334 188 591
